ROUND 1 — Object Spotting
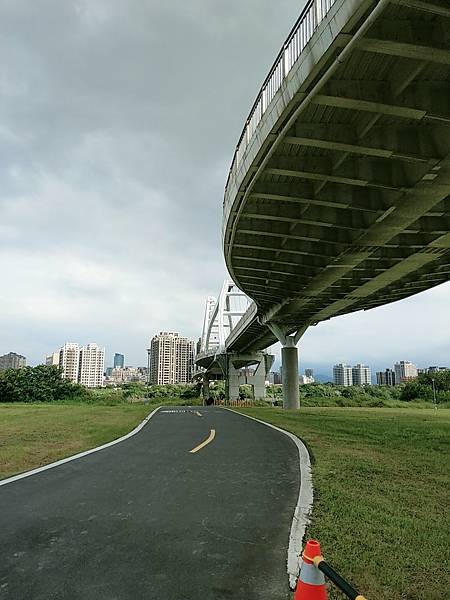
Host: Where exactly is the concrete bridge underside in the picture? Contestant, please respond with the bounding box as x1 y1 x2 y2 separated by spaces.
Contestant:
195 351 275 402
221 0 449 396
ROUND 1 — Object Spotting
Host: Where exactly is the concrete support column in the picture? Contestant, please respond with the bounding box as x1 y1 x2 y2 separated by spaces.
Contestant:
267 323 306 410
252 362 266 400
225 358 240 402
282 346 300 410
201 375 210 403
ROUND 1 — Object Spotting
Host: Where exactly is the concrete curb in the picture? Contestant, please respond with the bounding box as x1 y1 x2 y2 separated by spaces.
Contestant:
224 408 313 589
0 405 161 487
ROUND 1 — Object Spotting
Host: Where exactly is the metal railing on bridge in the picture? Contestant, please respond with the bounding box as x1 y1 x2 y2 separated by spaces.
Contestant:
225 0 336 197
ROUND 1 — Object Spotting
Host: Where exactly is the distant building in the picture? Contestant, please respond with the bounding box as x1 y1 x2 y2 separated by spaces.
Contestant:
113 353 124 369
428 366 449 373
394 360 418 384
147 332 194 385
268 371 282 384
49 342 105 387
46 352 60 367
352 364 371 385
59 343 80 384
376 368 396 386
105 366 148 385
300 369 315 385
333 363 352 386
79 344 105 388
137 366 148 379
0 352 26 371
273 371 282 384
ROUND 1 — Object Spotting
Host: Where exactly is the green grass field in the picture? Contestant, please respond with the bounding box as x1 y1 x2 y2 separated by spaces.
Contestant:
0 402 152 480
2 403 448 598
238 407 450 600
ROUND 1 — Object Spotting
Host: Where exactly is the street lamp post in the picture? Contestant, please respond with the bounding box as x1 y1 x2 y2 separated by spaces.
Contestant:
431 378 437 410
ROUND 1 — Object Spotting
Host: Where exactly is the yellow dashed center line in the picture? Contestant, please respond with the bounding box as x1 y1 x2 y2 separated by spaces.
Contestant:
189 429 216 454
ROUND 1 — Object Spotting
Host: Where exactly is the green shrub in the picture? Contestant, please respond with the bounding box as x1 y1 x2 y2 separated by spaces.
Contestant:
0 365 89 403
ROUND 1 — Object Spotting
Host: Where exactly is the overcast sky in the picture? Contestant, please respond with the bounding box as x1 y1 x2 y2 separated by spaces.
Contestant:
1 0 449 373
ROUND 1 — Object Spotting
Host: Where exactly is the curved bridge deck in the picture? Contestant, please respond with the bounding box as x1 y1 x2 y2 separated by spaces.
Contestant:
223 0 450 352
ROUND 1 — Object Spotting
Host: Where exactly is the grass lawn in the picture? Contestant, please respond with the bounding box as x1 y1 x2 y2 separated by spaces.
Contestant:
238 406 450 600
0 402 153 480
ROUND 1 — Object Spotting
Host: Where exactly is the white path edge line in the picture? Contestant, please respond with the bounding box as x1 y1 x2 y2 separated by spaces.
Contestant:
0 406 162 488
224 408 313 590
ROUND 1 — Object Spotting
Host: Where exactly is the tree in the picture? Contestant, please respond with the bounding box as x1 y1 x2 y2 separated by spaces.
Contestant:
0 365 87 403
401 370 450 402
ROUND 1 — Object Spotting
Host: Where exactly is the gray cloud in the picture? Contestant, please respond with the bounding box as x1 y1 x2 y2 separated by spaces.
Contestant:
0 0 448 369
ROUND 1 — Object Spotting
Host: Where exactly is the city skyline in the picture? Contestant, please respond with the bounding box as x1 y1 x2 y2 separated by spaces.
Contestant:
2 339 446 385
0 2 449 372
2 318 448 380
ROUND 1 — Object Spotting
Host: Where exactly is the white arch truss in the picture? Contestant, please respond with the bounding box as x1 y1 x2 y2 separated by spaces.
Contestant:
200 280 250 354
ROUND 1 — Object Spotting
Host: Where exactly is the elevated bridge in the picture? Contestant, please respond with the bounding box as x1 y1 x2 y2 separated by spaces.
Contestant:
195 281 274 401
198 0 450 407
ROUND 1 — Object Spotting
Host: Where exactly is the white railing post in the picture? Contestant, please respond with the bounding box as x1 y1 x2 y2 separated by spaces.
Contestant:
283 45 289 77
315 0 324 25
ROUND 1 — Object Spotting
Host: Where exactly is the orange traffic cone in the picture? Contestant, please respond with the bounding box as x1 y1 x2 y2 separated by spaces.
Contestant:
294 539 328 600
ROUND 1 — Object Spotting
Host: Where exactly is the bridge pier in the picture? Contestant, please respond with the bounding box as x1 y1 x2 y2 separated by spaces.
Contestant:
268 324 308 410
217 352 274 402
225 359 241 402
281 345 299 410
201 374 210 403
252 361 267 400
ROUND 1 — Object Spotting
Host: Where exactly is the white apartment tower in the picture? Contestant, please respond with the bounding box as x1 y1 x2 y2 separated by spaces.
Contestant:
352 364 372 385
79 343 105 388
333 363 353 386
147 332 194 385
394 360 418 384
52 342 104 387
59 343 80 383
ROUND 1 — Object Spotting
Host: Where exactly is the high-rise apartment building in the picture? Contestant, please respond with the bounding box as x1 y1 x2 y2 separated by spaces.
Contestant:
59 343 80 383
352 364 372 385
333 363 352 386
147 332 194 385
79 343 105 388
113 353 125 369
0 352 26 371
376 368 396 386
394 360 418 384
49 342 105 387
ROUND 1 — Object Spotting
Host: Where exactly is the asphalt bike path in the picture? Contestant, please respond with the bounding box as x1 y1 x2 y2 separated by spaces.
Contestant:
0 407 300 600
